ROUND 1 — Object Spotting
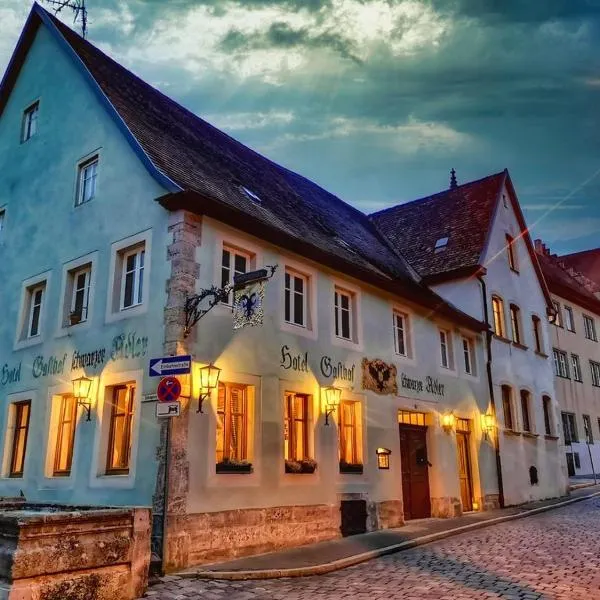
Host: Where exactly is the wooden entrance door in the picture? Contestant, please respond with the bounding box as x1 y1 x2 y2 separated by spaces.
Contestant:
399 425 431 520
456 431 473 512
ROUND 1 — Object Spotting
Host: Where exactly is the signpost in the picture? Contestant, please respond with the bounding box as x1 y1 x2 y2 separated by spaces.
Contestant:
149 355 192 377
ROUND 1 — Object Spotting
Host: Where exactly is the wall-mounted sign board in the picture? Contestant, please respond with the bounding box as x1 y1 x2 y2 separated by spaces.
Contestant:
156 401 181 418
149 355 192 377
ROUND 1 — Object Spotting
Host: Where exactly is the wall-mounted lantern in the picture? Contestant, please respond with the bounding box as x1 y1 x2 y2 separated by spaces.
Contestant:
376 447 391 469
72 376 93 421
196 363 221 413
481 413 495 438
323 386 341 426
441 411 455 433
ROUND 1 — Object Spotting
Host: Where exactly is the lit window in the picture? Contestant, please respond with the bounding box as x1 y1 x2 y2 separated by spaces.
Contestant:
520 390 531 433
584 315 597 341
562 412 578 444
434 237 449 252
27 284 45 338
552 301 563 327
53 396 77 476
492 296 505 337
393 311 408 356
542 396 552 436
216 383 249 466
284 393 310 461
70 266 91 324
510 304 521 344
334 287 354 341
462 337 475 375
553 349 569 378
339 401 361 469
532 316 543 353
564 306 575 332
221 246 250 304
583 414 593 444
21 102 39 142
398 411 426 426
502 385 514 430
284 270 307 328
506 235 518 272
591 361 600 387
572 354 582 382
439 329 451 368
9 401 31 478
121 247 144 310
76 157 98 206
106 384 135 474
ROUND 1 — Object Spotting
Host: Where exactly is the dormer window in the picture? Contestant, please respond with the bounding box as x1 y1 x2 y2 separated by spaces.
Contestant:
434 237 449 253
21 101 39 142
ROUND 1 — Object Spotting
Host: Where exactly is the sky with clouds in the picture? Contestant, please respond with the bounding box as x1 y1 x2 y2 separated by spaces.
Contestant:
1 0 599 254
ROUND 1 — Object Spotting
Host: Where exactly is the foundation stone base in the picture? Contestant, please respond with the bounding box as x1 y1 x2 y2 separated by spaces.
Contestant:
431 497 462 518
483 493 501 510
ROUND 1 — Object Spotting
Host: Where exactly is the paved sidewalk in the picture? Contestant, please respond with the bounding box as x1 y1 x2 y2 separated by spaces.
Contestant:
177 485 600 580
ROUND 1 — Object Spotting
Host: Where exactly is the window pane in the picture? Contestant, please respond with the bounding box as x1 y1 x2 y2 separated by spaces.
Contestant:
293 290 304 325
124 271 134 308
107 386 134 472
341 307 350 339
10 402 30 477
234 254 247 274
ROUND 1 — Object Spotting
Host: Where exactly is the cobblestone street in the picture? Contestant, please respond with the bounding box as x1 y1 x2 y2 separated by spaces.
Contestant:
143 497 600 599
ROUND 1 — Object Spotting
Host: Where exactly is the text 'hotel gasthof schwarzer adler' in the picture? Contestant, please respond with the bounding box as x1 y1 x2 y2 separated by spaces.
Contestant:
0 2 582 574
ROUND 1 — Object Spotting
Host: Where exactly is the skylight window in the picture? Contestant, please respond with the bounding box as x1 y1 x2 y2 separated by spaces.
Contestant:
241 186 261 204
434 237 449 252
334 236 357 254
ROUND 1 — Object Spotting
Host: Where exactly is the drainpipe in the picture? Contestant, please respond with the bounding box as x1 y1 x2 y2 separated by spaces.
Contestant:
477 274 505 508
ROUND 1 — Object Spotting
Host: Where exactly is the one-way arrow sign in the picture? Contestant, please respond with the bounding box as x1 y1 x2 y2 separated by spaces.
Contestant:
149 355 192 377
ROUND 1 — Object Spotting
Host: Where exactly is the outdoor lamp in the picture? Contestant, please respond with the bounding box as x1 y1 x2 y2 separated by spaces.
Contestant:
323 386 341 426
197 363 221 413
72 376 93 421
441 412 455 433
481 413 495 438
376 447 391 469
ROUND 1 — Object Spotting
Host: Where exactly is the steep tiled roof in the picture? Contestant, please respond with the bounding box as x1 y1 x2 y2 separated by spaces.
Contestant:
0 4 487 331
560 249 600 289
370 173 506 279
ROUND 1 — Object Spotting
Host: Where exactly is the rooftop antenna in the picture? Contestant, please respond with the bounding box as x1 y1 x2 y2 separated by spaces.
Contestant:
450 168 457 189
42 0 88 38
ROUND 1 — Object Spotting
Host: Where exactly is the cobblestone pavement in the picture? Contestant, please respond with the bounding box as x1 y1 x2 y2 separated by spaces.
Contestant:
143 497 600 600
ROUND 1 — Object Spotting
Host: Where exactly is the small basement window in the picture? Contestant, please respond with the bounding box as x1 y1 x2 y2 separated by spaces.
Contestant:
434 237 449 252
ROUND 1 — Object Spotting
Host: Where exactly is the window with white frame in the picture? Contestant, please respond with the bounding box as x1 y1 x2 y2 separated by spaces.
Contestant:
509 304 522 344
584 315 598 341
120 246 144 310
393 310 409 356
491 295 505 337
26 284 45 338
221 246 250 304
284 269 307 328
334 287 354 341
76 156 98 206
572 354 582 382
69 266 91 324
562 412 578 444
583 414 594 444
553 348 569 378
590 361 600 387
462 337 475 375
564 306 575 332
21 102 39 142
439 329 452 369
552 301 563 327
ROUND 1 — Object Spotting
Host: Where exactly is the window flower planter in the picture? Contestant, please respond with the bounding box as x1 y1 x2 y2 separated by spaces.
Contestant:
339 461 363 474
69 311 82 326
216 460 253 474
285 459 317 474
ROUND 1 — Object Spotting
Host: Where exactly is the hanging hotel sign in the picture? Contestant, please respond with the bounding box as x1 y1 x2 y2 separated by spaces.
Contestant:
233 280 265 330
362 358 398 395
400 373 445 397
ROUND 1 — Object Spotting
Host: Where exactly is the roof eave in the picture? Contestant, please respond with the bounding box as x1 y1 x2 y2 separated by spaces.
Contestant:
158 190 488 333
422 265 487 286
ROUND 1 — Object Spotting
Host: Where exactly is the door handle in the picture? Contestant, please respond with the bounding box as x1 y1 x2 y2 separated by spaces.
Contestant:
427 461 433 467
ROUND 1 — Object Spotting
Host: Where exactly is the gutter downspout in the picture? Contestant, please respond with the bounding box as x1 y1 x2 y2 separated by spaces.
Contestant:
478 274 505 508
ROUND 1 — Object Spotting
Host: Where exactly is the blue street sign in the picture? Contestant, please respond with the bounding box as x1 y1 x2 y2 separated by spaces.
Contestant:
149 355 192 377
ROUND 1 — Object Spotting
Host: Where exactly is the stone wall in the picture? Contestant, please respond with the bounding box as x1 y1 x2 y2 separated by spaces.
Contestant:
0 506 150 600
164 504 340 572
374 500 404 529
431 496 462 518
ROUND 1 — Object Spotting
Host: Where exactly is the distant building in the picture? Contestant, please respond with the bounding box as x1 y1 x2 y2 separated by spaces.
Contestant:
535 241 600 478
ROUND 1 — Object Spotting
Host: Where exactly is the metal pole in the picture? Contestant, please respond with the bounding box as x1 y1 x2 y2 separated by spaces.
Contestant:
586 440 597 485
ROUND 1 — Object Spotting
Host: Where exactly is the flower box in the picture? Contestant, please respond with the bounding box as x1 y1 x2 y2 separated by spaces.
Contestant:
339 461 363 474
216 460 253 474
69 311 82 326
285 459 317 474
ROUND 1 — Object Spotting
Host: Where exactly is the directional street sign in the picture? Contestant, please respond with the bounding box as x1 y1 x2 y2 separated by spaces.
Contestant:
156 401 181 418
149 355 192 377
157 377 182 403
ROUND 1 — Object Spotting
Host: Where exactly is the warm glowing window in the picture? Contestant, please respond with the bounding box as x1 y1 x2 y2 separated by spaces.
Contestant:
284 393 310 461
510 304 521 344
106 385 135 474
506 234 518 272
398 411 426 426
53 396 77 476
9 401 30 478
501 385 514 430
216 383 249 463
492 296 505 337
339 401 361 465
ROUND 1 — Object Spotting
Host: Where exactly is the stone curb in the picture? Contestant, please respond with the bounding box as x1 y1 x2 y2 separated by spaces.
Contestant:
178 490 600 581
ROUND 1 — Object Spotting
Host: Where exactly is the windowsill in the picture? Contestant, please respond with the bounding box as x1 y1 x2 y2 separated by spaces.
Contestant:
503 429 522 436
14 335 44 351
331 335 362 352
522 432 539 439
544 435 560 441
512 342 529 351
574 379 583 384
556 374 571 380
494 335 512 345
105 301 147 324
280 320 317 340
510 268 520 275
534 351 549 358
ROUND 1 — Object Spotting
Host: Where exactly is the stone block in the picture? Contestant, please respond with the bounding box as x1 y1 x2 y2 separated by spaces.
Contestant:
431 497 462 518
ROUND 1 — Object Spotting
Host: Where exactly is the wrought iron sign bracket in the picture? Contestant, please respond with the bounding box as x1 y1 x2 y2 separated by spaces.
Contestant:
183 265 278 337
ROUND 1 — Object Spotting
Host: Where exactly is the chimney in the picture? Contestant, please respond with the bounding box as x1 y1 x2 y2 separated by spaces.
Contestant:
534 239 550 256
450 168 457 189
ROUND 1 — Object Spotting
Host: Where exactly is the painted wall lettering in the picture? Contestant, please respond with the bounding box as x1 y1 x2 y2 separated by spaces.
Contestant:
111 332 148 361
32 354 67 378
400 373 423 393
72 348 106 370
425 376 445 396
320 355 355 382
280 345 309 372
1 363 21 386
400 373 445 397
